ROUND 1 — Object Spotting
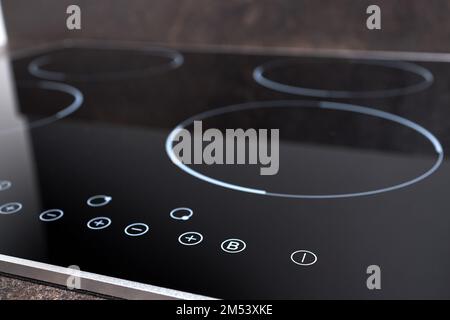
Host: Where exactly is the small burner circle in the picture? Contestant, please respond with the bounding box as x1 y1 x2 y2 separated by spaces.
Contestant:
165 100 444 199
28 45 184 82
0 81 83 135
253 59 434 99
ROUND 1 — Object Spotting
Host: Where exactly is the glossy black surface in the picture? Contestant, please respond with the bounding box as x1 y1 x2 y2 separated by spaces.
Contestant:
1 45 450 299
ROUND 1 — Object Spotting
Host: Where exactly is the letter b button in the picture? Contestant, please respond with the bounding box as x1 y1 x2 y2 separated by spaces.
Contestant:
221 238 246 254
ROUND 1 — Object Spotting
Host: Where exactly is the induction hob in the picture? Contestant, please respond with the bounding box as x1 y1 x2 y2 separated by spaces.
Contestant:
1 41 450 299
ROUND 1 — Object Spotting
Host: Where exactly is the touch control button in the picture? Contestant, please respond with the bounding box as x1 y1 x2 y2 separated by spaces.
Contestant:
290 250 318 266
87 195 112 207
39 209 64 222
124 223 149 237
221 239 246 254
87 217 112 230
0 202 22 215
170 207 193 221
0 180 12 191
178 231 203 246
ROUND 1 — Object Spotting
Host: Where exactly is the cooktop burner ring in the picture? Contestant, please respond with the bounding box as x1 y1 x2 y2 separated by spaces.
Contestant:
0 81 83 135
166 100 444 199
253 59 434 99
27 46 184 82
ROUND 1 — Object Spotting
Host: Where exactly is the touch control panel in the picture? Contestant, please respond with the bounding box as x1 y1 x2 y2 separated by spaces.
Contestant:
0 182 318 268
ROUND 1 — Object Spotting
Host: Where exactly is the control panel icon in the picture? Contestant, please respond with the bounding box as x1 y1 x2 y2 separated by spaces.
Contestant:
39 209 64 222
170 207 193 221
178 231 203 246
87 195 112 207
0 202 22 215
221 239 246 254
124 223 149 237
290 250 318 266
0 180 12 191
87 217 112 230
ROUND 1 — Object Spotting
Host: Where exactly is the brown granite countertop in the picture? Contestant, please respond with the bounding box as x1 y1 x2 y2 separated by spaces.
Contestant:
0 275 106 300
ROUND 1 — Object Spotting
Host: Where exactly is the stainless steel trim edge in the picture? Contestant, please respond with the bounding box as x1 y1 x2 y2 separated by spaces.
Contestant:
0 254 216 300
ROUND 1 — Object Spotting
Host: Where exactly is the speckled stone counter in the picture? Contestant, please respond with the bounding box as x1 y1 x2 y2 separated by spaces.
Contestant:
0 275 104 300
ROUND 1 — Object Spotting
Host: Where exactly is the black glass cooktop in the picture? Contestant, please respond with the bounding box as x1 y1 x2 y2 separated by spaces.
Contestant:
1 43 450 299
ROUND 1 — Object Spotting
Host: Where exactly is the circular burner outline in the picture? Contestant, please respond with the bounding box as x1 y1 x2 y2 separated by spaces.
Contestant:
0 81 83 135
253 59 434 99
165 100 444 199
28 46 184 82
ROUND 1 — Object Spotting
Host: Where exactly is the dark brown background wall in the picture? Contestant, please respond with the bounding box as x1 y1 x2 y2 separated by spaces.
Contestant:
2 0 450 52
